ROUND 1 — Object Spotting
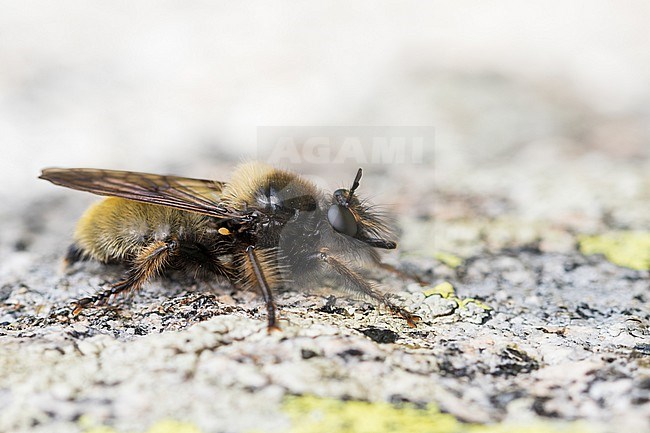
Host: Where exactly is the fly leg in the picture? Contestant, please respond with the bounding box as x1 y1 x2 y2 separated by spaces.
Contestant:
317 248 419 327
71 238 179 314
237 246 283 333
376 261 428 286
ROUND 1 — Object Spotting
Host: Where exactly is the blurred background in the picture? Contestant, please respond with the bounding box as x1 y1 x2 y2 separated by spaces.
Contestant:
1 1 649 237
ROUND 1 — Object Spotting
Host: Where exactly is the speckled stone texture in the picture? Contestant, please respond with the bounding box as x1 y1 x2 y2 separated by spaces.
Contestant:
1 3 649 433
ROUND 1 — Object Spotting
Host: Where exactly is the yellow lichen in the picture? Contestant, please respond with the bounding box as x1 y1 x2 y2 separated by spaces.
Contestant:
280 395 458 433
579 231 650 271
81 418 203 433
423 282 491 311
457 298 491 310
259 395 594 433
423 281 456 298
434 251 464 268
78 397 596 433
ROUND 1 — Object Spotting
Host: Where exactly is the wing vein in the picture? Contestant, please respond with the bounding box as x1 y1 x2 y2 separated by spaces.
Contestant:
40 168 228 218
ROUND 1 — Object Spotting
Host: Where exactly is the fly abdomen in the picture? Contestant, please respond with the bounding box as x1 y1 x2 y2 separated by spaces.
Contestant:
72 197 209 263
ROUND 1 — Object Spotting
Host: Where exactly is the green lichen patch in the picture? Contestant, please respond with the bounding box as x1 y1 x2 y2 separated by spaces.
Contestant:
266 395 594 433
434 251 464 268
423 282 491 311
81 418 203 433
279 395 459 433
579 231 650 271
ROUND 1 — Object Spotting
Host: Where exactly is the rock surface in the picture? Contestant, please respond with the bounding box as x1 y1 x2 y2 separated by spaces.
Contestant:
1 3 649 433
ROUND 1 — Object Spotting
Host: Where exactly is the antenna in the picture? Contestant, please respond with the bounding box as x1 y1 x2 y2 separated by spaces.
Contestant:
347 168 363 204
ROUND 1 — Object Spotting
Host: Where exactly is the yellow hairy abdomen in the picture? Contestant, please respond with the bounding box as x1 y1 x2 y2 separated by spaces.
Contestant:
73 197 205 263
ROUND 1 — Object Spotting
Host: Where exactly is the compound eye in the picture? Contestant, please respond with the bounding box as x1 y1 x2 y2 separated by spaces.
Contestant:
327 204 358 236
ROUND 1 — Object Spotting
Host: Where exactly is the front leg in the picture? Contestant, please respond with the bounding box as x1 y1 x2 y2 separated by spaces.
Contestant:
317 248 419 327
376 261 428 287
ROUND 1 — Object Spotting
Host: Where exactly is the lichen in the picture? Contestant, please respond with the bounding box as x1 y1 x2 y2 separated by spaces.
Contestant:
82 418 203 433
258 395 594 433
579 231 650 271
423 281 491 311
279 395 458 433
434 251 464 268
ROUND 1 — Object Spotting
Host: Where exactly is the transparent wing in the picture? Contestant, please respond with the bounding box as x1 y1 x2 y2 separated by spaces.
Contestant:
40 168 228 217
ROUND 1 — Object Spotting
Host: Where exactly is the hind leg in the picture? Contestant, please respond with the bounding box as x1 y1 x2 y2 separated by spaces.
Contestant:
71 238 178 314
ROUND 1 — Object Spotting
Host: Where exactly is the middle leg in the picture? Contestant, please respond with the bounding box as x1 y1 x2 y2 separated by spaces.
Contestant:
236 246 284 333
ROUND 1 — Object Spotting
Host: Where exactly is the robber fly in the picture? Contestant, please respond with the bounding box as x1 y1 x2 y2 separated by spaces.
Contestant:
40 161 419 331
